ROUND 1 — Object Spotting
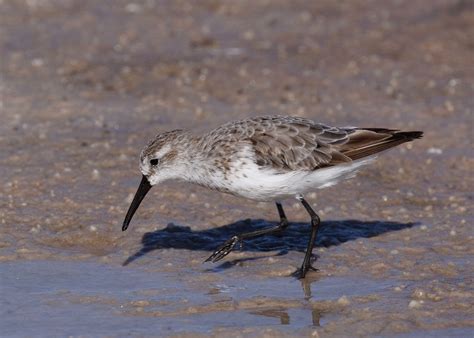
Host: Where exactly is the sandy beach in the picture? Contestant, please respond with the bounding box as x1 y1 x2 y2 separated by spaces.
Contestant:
1 0 473 336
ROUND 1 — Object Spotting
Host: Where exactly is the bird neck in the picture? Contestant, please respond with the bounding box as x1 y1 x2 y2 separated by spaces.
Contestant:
177 135 230 190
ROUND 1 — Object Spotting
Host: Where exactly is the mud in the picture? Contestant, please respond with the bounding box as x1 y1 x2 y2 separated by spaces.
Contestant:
1 0 473 337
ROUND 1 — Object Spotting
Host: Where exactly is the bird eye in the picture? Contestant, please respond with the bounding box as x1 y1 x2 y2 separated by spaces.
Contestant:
150 158 159 166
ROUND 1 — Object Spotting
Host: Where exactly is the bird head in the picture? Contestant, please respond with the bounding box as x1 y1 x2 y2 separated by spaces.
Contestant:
122 129 188 231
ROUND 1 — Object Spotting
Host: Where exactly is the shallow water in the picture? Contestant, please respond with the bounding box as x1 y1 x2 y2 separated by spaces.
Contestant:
0 260 432 336
1 0 473 336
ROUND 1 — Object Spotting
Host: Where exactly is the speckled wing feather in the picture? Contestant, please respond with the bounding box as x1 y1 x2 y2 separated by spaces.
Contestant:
244 116 352 171
204 116 422 172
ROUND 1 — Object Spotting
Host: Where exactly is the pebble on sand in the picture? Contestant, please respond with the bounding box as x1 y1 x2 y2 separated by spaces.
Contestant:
408 300 424 309
92 169 100 180
337 295 350 306
427 147 443 155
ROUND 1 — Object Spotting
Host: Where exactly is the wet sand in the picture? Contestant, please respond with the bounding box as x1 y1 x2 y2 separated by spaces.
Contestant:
1 0 473 336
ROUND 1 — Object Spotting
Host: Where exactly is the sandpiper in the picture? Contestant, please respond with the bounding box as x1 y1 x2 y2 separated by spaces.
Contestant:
122 115 423 278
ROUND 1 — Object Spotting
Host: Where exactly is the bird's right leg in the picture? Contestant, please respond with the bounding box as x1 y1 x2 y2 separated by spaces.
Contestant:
204 202 289 263
295 195 321 279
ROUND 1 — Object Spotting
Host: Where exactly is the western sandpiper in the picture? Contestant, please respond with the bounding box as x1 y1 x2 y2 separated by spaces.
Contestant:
122 116 422 278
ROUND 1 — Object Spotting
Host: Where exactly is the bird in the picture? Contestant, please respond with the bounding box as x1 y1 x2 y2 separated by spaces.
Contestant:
122 115 423 278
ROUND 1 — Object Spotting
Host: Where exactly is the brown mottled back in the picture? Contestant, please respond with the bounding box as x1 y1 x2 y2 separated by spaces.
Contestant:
201 116 423 172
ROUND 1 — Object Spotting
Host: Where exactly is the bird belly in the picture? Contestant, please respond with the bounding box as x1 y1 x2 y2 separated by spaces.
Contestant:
226 156 376 201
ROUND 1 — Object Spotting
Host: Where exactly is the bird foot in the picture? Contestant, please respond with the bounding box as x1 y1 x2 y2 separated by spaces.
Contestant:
205 236 240 263
293 263 319 279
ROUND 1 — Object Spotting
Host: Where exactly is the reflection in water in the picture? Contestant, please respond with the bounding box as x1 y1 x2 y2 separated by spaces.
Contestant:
250 309 290 325
312 309 321 326
250 308 321 326
249 277 323 327
247 277 322 326
301 278 312 299
300 274 328 300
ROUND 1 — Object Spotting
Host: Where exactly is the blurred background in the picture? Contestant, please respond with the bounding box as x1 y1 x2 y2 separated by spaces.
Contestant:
1 0 473 336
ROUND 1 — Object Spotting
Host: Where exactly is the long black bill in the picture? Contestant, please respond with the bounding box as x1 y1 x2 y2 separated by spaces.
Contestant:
122 175 152 231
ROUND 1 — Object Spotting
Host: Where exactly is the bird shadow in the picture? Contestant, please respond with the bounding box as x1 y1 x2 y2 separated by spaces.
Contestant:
123 219 417 267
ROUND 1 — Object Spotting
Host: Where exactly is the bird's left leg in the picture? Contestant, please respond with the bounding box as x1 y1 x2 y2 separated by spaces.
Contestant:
205 202 289 263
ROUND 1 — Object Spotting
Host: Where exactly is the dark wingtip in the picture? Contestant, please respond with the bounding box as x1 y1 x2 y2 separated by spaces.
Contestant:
361 128 424 140
397 130 423 140
343 128 424 160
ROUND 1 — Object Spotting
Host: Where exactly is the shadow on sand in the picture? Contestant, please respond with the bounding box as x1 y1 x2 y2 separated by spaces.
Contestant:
123 219 417 267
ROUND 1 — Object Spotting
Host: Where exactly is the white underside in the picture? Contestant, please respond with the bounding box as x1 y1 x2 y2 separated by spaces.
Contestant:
226 155 377 201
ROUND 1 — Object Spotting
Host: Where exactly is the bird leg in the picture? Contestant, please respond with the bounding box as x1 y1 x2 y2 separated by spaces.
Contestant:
204 202 289 263
295 196 321 278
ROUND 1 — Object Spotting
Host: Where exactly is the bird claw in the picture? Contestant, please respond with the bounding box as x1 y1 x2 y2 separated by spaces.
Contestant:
293 262 319 279
205 236 240 263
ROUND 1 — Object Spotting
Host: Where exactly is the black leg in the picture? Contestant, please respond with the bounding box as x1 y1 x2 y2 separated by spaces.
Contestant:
205 202 289 263
297 196 321 278
275 201 288 225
